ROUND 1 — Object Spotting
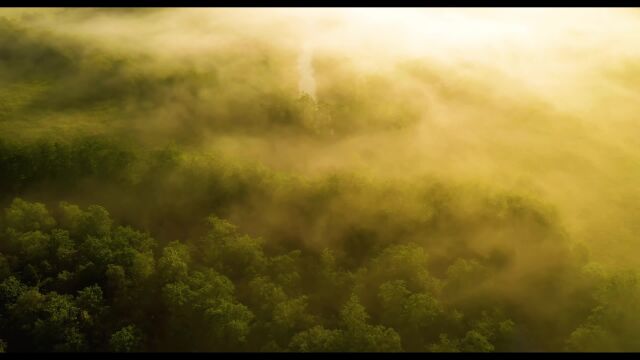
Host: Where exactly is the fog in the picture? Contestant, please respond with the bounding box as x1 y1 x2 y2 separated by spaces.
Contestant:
1 8 640 352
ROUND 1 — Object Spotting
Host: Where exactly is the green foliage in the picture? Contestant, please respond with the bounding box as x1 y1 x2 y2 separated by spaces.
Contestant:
288 295 402 352
337 295 403 352
199 216 267 280
378 279 443 348
0 198 532 352
0 181 615 352
157 241 190 282
0 10 635 351
4 198 55 233
460 330 494 352
109 325 141 352
288 325 342 352
0 138 136 195
566 270 640 351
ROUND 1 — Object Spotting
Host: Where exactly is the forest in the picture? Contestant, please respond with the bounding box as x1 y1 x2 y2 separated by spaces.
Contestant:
1 8 640 352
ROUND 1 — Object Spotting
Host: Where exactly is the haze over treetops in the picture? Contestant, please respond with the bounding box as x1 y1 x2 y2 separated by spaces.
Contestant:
0 8 639 352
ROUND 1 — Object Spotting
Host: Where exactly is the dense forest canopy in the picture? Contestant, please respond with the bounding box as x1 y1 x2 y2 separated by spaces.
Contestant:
1 8 640 352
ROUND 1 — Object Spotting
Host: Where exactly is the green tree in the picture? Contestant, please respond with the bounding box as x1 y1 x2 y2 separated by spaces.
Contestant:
288 326 342 352
109 325 142 352
339 295 402 352
4 198 55 233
